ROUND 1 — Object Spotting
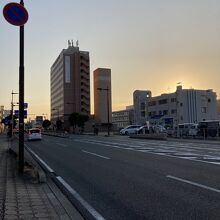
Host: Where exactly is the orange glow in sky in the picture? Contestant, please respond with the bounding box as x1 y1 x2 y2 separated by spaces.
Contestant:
1 1 220 118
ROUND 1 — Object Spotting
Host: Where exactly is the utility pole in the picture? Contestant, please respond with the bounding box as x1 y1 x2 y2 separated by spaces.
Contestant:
3 0 29 174
19 0 25 173
11 91 18 137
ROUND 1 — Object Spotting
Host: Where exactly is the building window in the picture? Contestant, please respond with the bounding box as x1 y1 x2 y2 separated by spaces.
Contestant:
208 98 211 103
159 110 162 115
180 103 183 107
152 111 156 116
171 109 177 114
201 107 207 113
148 101 156 106
141 111 145 117
141 102 145 110
158 99 167 105
171 98 176 102
163 110 168 115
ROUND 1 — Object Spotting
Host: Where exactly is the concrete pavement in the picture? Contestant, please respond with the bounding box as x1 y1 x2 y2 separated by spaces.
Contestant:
0 134 84 220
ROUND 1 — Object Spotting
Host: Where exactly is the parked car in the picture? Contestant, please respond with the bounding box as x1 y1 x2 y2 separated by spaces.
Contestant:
120 125 141 135
27 128 42 141
137 125 150 134
137 125 166 135
153 125 166 133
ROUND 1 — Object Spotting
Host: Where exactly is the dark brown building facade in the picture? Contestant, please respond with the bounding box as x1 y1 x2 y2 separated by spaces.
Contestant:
50 42 90 128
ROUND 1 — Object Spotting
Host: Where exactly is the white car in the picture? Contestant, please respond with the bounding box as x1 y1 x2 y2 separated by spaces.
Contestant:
28 128 42 141
120 125 141 135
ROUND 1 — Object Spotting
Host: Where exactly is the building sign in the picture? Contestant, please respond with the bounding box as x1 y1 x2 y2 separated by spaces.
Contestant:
65 56 70 83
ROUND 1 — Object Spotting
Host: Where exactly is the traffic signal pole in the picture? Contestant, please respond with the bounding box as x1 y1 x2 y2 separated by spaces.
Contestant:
18 0 25 173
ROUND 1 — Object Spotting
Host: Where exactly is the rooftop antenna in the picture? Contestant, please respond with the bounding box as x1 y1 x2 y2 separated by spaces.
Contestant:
76 40 79 47
68 40 71 47
71 40 74 47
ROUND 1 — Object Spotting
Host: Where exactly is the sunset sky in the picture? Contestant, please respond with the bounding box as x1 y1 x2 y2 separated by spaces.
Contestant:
1 0 220 119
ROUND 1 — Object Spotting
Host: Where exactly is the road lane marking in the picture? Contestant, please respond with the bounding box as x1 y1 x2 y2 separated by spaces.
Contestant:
167 175 220 193
24 144 54 173
75 139 220 166
56 143 67 147
82 150 110 160
57 176 106 220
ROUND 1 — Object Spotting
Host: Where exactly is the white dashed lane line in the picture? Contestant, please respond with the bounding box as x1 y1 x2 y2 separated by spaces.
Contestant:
82 150 111 160
167 175 220 193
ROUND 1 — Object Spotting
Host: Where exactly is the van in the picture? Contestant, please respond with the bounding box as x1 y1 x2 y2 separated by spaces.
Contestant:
178 123 198 137
197 120 220 137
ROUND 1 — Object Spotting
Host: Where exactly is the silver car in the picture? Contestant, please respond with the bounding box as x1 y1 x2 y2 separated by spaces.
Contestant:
120 125 141 135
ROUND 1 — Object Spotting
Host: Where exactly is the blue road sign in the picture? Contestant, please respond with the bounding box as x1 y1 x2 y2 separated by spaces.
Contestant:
14 110 27 119
3 2 28 26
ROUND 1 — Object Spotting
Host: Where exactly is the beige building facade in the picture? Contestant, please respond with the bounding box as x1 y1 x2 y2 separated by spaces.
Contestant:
94 68 112 124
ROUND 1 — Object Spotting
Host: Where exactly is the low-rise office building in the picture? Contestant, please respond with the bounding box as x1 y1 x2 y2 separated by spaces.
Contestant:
133 90 151 125
217 99 220 120
134 86 218 128
112 106 134 130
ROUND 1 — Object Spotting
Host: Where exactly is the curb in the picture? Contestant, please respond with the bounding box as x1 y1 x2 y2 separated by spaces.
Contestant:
24 144 106 220
8 138 47 182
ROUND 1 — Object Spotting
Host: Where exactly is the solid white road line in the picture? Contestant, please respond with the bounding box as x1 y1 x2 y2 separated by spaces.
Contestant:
82 150 110 160
167 175 220 193
25 145 54 173
57 176 106 220
56 143 67 147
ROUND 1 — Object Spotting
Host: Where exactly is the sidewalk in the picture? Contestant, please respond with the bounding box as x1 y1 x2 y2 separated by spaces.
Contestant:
0 134 84 220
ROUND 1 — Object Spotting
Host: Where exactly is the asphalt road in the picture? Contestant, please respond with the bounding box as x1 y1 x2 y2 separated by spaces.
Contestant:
26 135 220 220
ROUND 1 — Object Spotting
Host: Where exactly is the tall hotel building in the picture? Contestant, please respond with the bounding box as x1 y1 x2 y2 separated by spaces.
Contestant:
50 41 90 128
94 68 112 124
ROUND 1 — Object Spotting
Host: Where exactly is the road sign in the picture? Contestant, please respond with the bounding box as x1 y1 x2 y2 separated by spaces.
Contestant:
15 110 27 118
24 103 28 109
3 2 29 26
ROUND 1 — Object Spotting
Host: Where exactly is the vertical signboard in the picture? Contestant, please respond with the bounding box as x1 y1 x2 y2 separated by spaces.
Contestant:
65 56 71 83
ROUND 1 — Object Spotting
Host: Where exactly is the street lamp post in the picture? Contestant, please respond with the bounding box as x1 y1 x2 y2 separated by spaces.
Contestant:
11 91 18 137
97 86 110 136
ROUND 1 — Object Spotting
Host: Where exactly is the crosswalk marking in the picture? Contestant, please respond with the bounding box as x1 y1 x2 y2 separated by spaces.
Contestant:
74 138 220 166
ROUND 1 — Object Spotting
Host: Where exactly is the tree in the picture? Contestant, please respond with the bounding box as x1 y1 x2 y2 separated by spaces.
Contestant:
42 119 51 130
56 120 63 130
68 113 89 133
69 112 79 129
77 114 89 133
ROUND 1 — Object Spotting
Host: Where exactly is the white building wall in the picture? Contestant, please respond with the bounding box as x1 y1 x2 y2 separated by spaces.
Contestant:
144 86 218 128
